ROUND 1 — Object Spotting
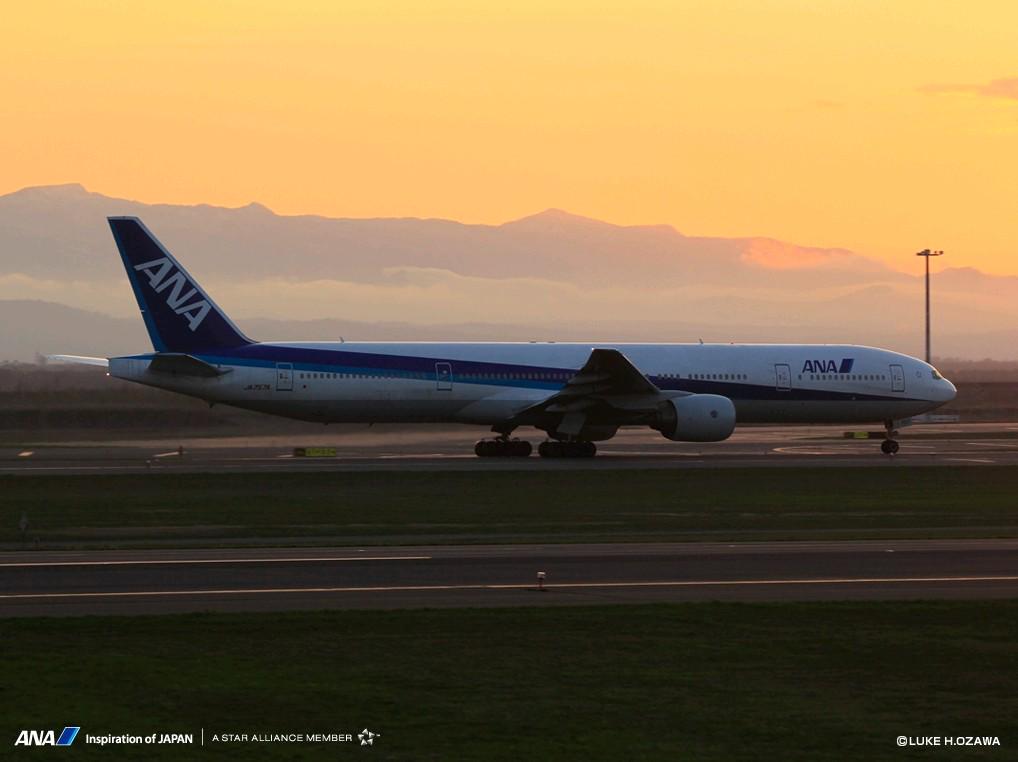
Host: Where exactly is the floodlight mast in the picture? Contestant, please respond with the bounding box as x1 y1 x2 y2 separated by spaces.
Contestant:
916 248 944 364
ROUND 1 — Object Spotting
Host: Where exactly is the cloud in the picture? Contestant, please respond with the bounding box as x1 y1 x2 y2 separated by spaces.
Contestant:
0 273 136 315
4 265 1018 343
920 77 1018 101
0 269 905 327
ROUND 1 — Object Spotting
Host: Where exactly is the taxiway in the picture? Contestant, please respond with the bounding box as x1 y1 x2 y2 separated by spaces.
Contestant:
3 539 1016 616
3 423 1018 474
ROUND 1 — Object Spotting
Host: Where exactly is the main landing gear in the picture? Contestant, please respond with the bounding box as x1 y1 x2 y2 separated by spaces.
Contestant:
474 438 532 457
538 440 597 458
473 437 598 458
881 420 900 455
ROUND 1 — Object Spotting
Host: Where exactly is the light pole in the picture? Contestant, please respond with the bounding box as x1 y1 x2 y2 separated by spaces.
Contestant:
916 248 944 363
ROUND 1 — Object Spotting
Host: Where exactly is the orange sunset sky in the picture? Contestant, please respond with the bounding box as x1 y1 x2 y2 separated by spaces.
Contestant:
3 1 1016 274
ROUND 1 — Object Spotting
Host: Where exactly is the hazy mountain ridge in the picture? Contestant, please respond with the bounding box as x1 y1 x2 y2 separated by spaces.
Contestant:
0 183 899 286
2 184 1018 360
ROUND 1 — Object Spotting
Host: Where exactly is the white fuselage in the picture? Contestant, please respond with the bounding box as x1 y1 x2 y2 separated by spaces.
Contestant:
109 341 956 430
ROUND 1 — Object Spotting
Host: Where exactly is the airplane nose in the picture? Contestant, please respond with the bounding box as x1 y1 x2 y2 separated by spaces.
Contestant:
940 378 957 402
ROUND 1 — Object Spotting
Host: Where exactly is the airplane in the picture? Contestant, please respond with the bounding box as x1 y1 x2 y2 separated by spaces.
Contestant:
54 217 957 458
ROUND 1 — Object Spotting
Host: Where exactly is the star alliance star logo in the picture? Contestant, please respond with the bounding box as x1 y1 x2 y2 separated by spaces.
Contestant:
358 728 379 746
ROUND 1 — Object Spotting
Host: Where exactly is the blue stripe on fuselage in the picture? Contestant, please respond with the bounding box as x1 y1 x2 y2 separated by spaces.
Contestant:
118 346 924 403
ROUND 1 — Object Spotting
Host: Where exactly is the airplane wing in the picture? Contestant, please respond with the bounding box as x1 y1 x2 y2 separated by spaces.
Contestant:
546 347 659 403
45 354 110 368
510 348 667 437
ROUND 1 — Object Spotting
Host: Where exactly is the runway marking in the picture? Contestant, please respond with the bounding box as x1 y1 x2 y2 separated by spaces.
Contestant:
380 454 449 459
944 458 995 464
0 466 153 472
773 447 849 456
3 575 1016 600
0 555 431 568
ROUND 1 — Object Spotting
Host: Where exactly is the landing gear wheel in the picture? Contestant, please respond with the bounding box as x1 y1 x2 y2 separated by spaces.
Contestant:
538 441 559 458
511 440 532 457
880 439 899 455
538 441 597 458
474 439 532 457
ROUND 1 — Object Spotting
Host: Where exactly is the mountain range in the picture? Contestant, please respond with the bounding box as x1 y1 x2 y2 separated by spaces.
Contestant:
1 183 1016 361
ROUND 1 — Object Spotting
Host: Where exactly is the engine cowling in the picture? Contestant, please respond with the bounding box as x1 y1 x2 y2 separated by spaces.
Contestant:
653 394 736 442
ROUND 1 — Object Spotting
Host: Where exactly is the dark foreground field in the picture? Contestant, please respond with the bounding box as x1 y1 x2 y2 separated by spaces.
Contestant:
3 602 1014 760
5 466 1018 547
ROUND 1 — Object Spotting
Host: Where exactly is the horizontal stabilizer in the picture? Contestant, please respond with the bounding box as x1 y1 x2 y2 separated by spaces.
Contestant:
149 353 231 378
45 354 109 368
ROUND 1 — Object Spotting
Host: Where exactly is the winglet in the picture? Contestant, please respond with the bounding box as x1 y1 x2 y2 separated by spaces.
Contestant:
108 217 253 353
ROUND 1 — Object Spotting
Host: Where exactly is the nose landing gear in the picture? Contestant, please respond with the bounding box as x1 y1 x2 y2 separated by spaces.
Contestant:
881 420 900 455
880 438 900 455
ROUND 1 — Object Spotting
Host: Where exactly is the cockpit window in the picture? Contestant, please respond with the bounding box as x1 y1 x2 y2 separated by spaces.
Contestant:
931 369 943 380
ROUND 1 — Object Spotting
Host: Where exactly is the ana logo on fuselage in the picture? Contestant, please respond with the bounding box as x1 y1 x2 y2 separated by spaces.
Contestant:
133 257 211 332
802 358 855 374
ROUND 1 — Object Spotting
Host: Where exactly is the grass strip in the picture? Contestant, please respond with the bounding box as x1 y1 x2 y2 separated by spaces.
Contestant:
5 466 1018 546
3 601 1015 760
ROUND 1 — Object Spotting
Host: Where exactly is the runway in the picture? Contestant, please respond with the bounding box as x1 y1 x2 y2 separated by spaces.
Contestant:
4 423 1018 474
2 539 1016 616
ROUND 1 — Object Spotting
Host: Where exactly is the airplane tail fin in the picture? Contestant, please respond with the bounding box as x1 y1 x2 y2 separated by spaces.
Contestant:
108 217 253 353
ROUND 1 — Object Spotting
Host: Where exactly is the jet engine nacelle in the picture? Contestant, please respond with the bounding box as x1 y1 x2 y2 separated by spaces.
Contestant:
653 394 736 442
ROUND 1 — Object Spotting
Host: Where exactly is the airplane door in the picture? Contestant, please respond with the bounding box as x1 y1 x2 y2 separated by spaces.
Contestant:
436 362 453 391
276 362 293 391
774 363 791 391
890 364 905 392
